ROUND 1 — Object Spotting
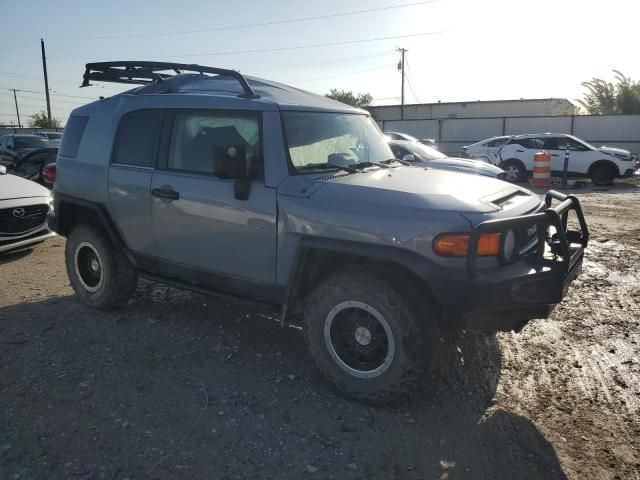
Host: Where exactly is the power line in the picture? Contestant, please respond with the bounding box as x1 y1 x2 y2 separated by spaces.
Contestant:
47 0 443 40
0 71 79 85
254 51 397 73
48 30 445 61
296 64 393 83
404 57 422 103
1 88 96 99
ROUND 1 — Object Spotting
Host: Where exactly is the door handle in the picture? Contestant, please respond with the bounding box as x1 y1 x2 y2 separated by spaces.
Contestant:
152 187 180 201
551 154 559 157
516 149 524 152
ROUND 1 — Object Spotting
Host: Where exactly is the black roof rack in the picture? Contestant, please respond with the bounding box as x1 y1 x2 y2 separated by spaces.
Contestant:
81 61 259 98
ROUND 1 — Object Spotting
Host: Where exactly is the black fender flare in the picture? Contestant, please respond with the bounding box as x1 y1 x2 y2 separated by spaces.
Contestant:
283 236 439 307
51 192 125 247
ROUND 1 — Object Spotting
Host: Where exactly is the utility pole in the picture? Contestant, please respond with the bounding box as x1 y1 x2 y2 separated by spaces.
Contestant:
397 47 407 119
12 89 21 128
40 38 52 123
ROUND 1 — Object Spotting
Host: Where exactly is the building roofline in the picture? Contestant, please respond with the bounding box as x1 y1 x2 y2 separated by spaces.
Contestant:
370 98 575 108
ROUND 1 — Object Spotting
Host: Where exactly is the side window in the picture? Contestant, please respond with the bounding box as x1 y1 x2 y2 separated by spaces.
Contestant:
543 138 559 150
113 111 162 167
167 112 260 175
518 138 545 150
558 138 589 151
60 116 89 158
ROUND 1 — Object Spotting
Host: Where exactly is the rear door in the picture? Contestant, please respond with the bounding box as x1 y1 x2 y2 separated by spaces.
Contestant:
108 109 163 254
150 109 277 289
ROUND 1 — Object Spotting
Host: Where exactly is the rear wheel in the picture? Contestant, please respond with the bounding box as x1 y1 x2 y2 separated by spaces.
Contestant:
501 160 526 183
590 164 615 186
303 266 434 404
65 224 138 309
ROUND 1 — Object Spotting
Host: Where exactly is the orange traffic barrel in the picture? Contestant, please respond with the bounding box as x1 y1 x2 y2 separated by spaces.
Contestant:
532 150 551 187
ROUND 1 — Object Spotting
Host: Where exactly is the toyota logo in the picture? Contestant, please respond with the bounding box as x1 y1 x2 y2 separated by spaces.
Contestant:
12 208 25 218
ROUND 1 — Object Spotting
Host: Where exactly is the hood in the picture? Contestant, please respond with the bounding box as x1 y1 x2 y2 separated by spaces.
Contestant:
0 173 52 200
598 146 632 159
426 157 503 177
307 166 538 214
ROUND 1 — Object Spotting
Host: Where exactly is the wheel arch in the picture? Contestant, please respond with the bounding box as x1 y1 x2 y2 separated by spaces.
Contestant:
284 237 441 317
53 193 125 247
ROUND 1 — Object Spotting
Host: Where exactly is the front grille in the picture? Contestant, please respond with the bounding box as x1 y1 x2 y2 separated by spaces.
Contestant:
0 204 49 235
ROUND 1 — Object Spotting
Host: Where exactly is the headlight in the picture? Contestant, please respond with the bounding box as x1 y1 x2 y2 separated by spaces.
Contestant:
501 229 516 262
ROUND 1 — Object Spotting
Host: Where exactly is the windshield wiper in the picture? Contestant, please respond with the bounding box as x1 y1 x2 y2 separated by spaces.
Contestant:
298 163 358 174
351 161 390 169
381 158 410 166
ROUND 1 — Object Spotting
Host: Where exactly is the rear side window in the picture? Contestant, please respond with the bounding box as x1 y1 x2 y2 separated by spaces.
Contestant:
60 116 89 157
113 111 163 167
516 138 545 149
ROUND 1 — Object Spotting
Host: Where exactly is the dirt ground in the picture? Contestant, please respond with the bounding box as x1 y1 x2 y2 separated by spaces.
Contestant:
1 184 639 480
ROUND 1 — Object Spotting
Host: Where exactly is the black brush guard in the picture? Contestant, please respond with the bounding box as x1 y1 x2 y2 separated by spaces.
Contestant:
466 190 589 278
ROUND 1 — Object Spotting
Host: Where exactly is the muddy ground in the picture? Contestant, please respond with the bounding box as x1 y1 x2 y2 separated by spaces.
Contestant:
1 184 639 480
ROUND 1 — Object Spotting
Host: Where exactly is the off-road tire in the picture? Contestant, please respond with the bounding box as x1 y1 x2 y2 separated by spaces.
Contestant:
590 164 615 186
501 159 526 183
65 224 138 309
303 265 434 404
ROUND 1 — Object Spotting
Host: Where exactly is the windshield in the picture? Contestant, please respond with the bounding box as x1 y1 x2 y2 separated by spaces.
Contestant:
46 133 62 140
16 136 48 149
283 112 393 172
409 142 447 160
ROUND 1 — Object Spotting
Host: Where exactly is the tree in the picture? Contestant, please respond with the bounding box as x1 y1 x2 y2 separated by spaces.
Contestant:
577 71 640 114
325 89 373 108
28 111 62 129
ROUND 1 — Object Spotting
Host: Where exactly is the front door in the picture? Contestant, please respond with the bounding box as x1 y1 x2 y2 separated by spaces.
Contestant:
543 137 593 176
150 110 277 289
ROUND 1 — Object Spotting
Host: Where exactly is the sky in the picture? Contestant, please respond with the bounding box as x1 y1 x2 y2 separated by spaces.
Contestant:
2 0 639 125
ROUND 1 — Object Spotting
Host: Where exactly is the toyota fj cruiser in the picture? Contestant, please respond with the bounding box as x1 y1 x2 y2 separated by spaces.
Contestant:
48 62 589 402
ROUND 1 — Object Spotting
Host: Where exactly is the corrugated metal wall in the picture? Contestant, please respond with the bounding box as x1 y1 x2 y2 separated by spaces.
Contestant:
378 115 640 156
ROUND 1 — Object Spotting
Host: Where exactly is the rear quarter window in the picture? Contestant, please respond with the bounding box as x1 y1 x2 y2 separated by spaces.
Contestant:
60 116 89 157
112 111 163 168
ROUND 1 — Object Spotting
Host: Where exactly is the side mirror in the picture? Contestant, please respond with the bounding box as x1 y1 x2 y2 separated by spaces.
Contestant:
0 165 6 175
402 154 416 162
214 146 251 201
7 144 14 150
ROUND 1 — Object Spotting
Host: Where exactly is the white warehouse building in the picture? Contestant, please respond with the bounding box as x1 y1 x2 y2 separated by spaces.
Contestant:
368 98 576 121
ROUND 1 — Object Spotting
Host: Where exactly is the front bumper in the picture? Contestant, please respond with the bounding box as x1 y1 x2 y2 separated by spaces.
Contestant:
0 227 55 253
430 190 589 332
621 167 635 178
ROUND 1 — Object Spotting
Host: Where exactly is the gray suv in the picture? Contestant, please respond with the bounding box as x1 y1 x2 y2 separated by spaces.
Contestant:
48 62 589 403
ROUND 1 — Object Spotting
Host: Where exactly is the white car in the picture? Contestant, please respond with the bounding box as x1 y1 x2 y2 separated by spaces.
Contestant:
35 132 63 147
496 133 637 185
388 140 506 179
0 165 55 253
384 131 438 149
461 136 511 163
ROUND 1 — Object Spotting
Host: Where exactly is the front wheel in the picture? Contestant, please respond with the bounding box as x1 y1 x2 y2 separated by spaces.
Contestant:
65 224 138 309
590 164 615 186
303 266 434 404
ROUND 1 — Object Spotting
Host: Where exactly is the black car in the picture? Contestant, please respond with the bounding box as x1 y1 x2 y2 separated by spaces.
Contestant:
8 147 58 187
0 134 50 167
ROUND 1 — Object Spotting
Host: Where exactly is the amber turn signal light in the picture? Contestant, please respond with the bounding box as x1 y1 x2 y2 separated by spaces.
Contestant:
433 232 501 257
